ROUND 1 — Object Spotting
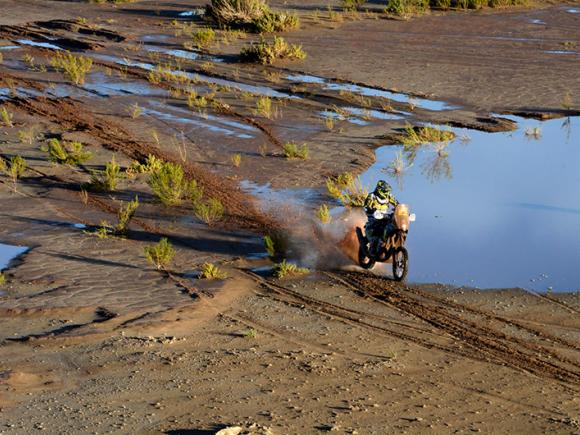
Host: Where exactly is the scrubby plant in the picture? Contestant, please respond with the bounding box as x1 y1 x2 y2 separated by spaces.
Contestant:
127 154 164 177
199 262 228 279
89 156 121 191
50 51 93 85
3 155 27 187
254 96 278 119
0 106 14 127
231 153 242 167
44 139 92 165
342 0 366 10
327 4 344 22
258 143 268 156
127 102 142 119
398 123 455 147
244 328 257 338
18 127 37 145
144 237 175 270
207 0 299 33
383 150 412 189
115 196 139 234
273 259 308 278
326 172 367 207
283 141 309 159
148 162 201 206
324 114 335 131
316 203 332 224
264 231 289 258
193 197 225 225
192 27 216 49
240 36 306 65
0 271 5 286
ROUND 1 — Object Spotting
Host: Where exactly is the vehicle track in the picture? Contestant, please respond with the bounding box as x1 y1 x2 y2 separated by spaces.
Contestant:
337 271 580 385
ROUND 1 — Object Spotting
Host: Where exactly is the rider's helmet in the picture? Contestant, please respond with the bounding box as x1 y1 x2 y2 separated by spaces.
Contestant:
375 180 392 200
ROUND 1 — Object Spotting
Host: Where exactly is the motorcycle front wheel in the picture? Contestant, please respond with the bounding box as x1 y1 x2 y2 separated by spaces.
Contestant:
392 247 408 281
358 244 376 270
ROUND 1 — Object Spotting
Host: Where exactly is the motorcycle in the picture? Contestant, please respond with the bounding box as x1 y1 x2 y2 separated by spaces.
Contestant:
355 204 415 281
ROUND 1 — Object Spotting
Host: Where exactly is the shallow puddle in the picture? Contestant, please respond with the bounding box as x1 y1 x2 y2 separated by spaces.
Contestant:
83 72 167 97
545 50 580 56
360 116 580 292
0 243 29 271
287 74 457 111
16 39 62 50
0 45 19 51
240 180 323 207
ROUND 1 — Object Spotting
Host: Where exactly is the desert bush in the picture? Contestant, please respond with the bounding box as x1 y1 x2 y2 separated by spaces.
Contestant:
244 328 257 338
89 156 121 191
148 162 200 206
273 259 308 278
126 154 164 177
264 231 289 258
254 96 278 119
231 153 242 167
193 197 224 225
144 237 175 270
18 127 37 145
326 172 367 207
316 204 332 224
127 103 142 119
199 262 228 279
0 106 13 127
50 51 93 85
0 272 5 286
2 155 27 186
342 0 366 10
399 124 455 147
115 196 139 234
44 139 92 165
192 27 216 49
207 0 299 33
283 141 309 159
240 36 305 65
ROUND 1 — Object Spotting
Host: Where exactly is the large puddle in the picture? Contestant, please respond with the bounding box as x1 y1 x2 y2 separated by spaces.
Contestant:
361 116 579 292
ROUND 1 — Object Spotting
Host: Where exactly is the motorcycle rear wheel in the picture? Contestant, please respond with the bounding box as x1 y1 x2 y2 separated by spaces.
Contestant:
392 247 408 281
358 244 376 270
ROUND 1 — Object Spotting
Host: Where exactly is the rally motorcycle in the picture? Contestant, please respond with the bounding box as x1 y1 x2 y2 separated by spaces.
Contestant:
355 204 415 281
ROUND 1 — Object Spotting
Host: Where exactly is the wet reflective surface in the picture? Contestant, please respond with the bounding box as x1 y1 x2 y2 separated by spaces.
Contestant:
0 243 29 270
361 116 580 292
17 39 62 50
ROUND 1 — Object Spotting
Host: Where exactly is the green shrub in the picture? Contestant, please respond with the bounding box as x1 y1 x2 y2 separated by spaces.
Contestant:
126 154 164 177
89 156 121 191
0 106 13 127
342 0 365 11
273 259 308 278
207 0 299 33
316 204 332 224
326 172 367 207
254 96 277 119
115 196 139 234
192 27 216 49
50 51 93 85
0 271 5 286
231 153 242 167
193 197 225 225
144 238 175 270
2 155 27 186
283 141 309 159
148 162 200 206
264 231 289 258
44 139 92 165
240 36 306 65
399 124 455 147
199 262 228 279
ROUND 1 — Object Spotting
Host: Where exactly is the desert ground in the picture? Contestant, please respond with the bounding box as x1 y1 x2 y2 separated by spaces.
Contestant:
0 0 579 434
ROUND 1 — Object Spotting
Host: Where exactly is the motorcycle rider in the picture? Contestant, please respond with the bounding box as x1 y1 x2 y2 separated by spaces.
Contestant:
364 180 399 256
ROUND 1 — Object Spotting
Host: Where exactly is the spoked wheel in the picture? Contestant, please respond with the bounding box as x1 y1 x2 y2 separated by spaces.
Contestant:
392 247 408 281
358 243 376 270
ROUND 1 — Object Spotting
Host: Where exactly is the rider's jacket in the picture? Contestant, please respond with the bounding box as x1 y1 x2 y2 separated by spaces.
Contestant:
364 191 398 217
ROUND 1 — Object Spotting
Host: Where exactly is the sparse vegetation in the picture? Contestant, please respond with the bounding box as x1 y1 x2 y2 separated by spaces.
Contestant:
0 106 14 127
115 196 139 234
258 143 268 156
127 102 142 119
398 124 455 147
144 238 175 270
0 272 5 286
207 0 299 33
240 36 306 65
18 127 37 145
273 259 308 278
148 162 201 206
283 141 309 159
385 0 524 16
231 153 242 167
326 172 368 207
89 156 121 191
264 231 289 258
44 139 92 165
199 262 228 279
254 96 278 119
50 51 93 85
127 154 164 177
193 198 225 225
316 204 332 224
244 328 257 339
342 0 366 11
192 27 216 49
1 155 27 189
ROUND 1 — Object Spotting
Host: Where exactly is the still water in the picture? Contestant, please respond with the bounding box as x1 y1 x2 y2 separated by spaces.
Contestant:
361 116 579 292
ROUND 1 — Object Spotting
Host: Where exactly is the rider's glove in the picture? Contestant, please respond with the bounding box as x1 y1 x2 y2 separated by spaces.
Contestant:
373 210 385 220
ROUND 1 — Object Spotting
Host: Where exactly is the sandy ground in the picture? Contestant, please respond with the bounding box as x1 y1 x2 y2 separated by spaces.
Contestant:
0 1 579 434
